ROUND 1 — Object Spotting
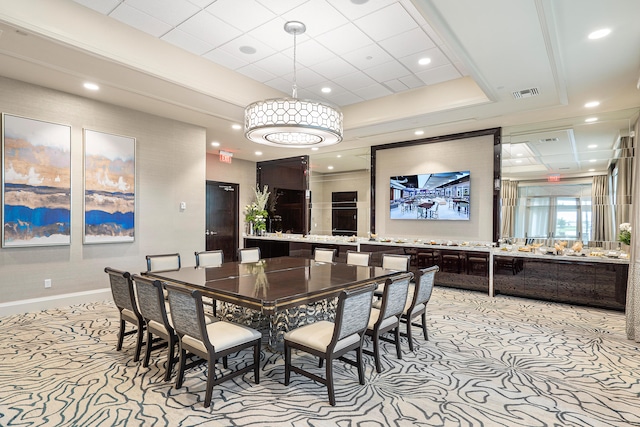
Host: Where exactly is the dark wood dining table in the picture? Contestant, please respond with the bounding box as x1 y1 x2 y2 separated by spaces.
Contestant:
144 256 402 350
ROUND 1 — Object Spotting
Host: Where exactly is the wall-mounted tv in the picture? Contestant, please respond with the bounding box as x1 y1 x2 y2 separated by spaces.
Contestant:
389 171 470 220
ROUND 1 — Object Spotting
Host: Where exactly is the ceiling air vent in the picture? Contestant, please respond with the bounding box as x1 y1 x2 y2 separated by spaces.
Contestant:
538 137 559 143
512 87 540 99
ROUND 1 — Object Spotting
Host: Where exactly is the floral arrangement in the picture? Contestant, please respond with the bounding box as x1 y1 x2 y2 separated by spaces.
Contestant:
618 222 631 245
244 185 270 233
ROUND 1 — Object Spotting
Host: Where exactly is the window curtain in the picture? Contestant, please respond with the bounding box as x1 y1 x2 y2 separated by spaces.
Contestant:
615 136 634 226
591 175 612 241
500 180 518 238
625 130 639 341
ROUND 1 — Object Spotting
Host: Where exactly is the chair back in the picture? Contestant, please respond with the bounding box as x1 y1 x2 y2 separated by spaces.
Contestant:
132 274 170 327
166 285 208 345
381 254 410 271
378 272 412 322
238 247 261 263
314 248 336 262
146 253 181 272
346 250 371 266
195 250 223 267
410 266 438 309
332 284 376 344
104 267 138 314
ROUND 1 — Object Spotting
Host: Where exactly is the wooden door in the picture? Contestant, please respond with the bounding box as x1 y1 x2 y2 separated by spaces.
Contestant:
206 181 238 261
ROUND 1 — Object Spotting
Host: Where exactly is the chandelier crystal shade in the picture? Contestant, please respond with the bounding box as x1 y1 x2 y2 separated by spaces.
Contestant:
244 21 343 148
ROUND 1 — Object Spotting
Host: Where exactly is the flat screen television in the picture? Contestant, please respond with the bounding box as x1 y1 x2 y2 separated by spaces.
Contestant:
389 171 470 220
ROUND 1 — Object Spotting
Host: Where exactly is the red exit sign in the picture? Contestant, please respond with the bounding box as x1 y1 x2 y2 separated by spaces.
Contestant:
219 150 233 164
548 175 560 182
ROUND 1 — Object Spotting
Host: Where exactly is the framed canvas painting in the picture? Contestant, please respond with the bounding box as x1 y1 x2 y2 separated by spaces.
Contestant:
83 129 135 244
2 114 72 247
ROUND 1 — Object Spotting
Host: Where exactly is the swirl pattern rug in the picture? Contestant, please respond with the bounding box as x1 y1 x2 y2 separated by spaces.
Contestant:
1 287 639 426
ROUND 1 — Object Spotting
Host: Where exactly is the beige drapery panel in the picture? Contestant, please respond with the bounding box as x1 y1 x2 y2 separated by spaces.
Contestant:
625 129 639 341
500 180 518 238
615 136 634 226
591 175 612 241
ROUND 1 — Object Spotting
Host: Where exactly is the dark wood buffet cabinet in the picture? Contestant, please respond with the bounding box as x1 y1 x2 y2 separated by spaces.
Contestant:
245 237 628 312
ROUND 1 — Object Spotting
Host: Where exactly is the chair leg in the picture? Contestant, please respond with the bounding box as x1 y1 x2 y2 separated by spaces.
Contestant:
326 357 336 406
356 346 365 385
421 312 429 341
373 333 382 373
394 327 402 360
406 316 415 352
222 355 228 369
164 335 177 382
116 319 125 351
175 346 187 389
204 355 215 407
143 329 153 367
133 323 144 362
253 341 260 384
284 344 291 385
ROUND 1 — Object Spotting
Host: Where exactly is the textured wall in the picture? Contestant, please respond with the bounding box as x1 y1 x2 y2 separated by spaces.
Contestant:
0 77 205 309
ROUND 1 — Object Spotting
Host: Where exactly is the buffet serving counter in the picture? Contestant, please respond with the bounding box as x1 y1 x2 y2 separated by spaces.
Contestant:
243 235 628 311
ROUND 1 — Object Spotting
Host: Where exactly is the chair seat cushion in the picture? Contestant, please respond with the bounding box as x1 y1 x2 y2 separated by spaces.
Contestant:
284 321 360 353
405 302 425 316
121 308 139 324
182 321 261 354
367 308 399 330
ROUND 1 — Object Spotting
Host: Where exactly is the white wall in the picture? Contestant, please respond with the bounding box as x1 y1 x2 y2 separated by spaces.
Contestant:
0 77 206 314
375 135 494 241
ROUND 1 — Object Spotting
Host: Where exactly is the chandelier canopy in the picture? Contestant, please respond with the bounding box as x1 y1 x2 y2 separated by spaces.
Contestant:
244 21 343 148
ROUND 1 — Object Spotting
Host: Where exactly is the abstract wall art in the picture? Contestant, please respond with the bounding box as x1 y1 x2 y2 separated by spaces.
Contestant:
2 114 72 247
83 129 135 244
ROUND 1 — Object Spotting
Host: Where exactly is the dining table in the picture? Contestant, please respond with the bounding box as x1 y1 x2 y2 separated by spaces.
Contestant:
144 256 403 351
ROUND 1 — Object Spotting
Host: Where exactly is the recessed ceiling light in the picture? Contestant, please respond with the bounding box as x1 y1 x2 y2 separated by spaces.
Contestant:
584 101 600 108
515 159 523 163
83 82 99 91
588 144 598 149
585 117 598 123
588 169 595 172
231 124 242 130
588 28 611 40
321 87 332 93
414 130 424 136
327 166 334 170
311 147 319 151
211 141 220 147
418 57 431 66
337 154 342 158
255 151 262 156
239 46 257 54
589 159 597 163
516 153 523 157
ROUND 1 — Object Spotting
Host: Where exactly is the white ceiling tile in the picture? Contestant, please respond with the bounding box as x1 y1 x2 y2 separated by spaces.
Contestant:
329 91 365 106
333 71 377 90
353 83 393 100
236 64 277 83
248 18 293 52
421 23 445 46
311 57 358 80
293 67 325 87
203 48 250 70
256 0 307 15
379 27 435 58
281 0 349 36
415 64 462 85
161 28 213 55
186 0 216 7
398 74 424 89
124 0 200 26
217 34 277 63
109 4 172 37
399 47 450 73
73 0 120 14
342 44 393 70
355 3 418 42
264 77 293 94
325 0 395 20
453 61 469 77
384 79 409 92
315 23 372 55
252 53 298 77
364 60 410 82
178 10 241 47
205 0 277 31
291 39 336 67
400 0 429 26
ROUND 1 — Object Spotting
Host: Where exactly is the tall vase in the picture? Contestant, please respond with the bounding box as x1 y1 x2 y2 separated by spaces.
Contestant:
249 221 255 236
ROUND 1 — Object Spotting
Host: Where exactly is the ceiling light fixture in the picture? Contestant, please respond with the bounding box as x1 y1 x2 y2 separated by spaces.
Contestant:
584 101 600 108
244 21 343 148
231 124 242 130
588 28 611 40
83 82 99 91
211 141 220 147
418 57 431 65
585 117 598 123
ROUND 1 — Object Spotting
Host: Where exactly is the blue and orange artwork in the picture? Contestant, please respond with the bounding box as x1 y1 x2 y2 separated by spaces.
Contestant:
2 114 71 247
83 130 135 243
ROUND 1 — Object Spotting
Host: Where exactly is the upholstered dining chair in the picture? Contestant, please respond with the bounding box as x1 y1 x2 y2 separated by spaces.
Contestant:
238 247 261 264
104 267 144 362
381 254 411 271
401 266 438 351
346 250 371 267
195 250 224 268
314 247 337 263
165 284 261 407
131 274 177 381
284 284 376 406
365 272 412 373
146 253 181 272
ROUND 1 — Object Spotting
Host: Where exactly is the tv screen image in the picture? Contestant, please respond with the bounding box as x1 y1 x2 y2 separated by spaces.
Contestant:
389 171 470 220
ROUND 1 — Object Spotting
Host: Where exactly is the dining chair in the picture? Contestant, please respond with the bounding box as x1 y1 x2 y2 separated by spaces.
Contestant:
314 247 336 263
132 274 177 381
104 267 144 362
238 247 261 264
166 284 261 407
402 266 438 351
284 283 376 406
381 254 410 271
346 250 371 267
365 272 412 373
146 253 181 272
195 250 224 268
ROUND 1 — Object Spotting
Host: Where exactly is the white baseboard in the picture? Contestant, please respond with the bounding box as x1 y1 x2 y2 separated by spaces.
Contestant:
0 288 113 316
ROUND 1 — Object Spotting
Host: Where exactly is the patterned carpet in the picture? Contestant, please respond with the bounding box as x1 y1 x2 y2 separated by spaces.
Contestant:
1 287 640 427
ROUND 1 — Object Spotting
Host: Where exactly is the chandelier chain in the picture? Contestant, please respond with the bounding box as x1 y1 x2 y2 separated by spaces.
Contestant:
292 29 297 98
